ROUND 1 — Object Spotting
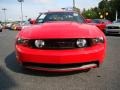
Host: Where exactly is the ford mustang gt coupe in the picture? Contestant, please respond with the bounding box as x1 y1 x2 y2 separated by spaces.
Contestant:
15 11 106 72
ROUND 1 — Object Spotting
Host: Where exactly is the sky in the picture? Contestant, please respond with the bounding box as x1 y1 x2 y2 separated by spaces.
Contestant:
0 0 102 21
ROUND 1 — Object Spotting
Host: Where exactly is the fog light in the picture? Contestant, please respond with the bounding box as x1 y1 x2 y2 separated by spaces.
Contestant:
35 40 45 48
76 39 87 48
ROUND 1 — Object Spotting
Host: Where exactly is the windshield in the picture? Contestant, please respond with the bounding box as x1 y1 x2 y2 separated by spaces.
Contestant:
92 19 111 24
92 19 101 23
36 12 85 23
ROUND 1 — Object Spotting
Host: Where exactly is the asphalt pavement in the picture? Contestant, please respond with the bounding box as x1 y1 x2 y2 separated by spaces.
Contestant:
0 30 120 90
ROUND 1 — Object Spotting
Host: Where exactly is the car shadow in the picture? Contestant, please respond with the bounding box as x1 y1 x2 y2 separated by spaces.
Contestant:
5 52 88 77
0 66 17 89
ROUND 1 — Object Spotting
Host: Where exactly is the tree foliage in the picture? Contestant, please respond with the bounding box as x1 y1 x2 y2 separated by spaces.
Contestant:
112 0 120 18
82 0 120 21
82 8 99 19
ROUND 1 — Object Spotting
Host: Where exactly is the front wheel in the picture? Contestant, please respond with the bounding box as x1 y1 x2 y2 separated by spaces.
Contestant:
0 29 2 32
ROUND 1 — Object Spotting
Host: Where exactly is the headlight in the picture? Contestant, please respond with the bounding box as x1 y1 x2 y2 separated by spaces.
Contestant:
16 38 29 46
92 37 104 45
76 39 87 48
35 40 45 48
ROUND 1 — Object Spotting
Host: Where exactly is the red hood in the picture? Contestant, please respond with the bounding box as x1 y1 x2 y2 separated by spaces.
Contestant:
19 22 103 39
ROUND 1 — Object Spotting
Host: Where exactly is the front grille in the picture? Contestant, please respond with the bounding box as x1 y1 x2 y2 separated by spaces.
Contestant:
28 39 91 50
107 26 120 29
107 31 119 33
43 39 76 49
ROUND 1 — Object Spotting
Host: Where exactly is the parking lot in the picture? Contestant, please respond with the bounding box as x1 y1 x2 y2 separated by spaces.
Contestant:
0 30 120 90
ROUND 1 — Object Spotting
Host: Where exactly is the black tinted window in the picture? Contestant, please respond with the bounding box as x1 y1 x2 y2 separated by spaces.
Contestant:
36 12 84 23
92 19 100 23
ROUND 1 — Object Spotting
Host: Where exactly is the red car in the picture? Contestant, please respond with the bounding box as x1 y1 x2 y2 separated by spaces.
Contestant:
89 19 111 33
15 11 106 72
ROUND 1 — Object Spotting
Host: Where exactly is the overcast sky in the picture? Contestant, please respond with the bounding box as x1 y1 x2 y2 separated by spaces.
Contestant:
0 0 101 21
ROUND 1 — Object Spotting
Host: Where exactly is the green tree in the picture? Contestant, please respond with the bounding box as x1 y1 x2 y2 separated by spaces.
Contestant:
98 0 111 20
82 8 99 19
112 0 120 19
98 0 120 21
82 0 120 21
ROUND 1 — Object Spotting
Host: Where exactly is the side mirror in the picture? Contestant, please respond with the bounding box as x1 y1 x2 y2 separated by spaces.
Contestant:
85 19 92 23
29 19 36 24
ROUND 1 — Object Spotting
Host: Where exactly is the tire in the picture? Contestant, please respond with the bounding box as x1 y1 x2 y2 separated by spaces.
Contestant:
0 29 2 32
20 64 27 70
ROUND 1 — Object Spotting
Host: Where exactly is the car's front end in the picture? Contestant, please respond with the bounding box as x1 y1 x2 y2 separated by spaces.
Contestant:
105 23 120 35
15 11 106 72
15 21 106 72
16 39 106 72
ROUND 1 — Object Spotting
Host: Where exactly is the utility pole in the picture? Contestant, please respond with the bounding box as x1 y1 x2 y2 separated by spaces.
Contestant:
116 10 118 21
2 8 7 25
25 16 27 20
17 0 24 24
73 0 75 10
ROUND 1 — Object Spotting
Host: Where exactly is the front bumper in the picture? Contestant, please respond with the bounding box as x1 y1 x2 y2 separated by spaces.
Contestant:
16 44 106 71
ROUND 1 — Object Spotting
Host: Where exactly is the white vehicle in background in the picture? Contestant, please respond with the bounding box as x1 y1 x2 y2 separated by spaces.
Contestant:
105 19 120 35
6 23 13 29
